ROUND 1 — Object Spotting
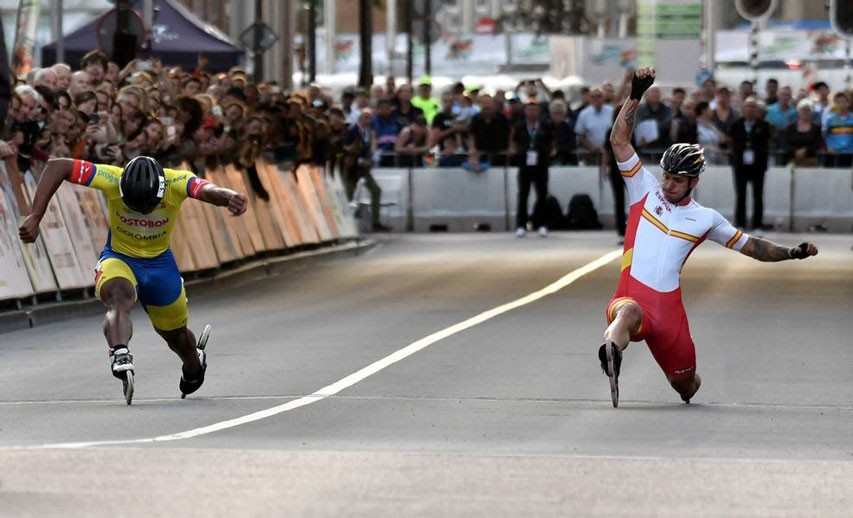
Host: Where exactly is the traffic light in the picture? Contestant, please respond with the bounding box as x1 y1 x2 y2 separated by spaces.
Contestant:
830 0 853 37
734 0 777 22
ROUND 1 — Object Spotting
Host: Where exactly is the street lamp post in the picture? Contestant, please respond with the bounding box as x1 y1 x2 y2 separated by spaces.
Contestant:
358 0 373 88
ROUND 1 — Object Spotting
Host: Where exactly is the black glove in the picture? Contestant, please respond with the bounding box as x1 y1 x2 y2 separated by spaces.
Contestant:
630 73 655 101
788 242 810 260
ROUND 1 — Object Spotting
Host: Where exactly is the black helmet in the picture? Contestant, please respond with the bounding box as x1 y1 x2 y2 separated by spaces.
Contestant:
120 156 165 214
660 143 705 177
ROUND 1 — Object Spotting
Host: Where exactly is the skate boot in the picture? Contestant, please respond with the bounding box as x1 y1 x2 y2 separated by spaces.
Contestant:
110 346 135 405
180 324 211 399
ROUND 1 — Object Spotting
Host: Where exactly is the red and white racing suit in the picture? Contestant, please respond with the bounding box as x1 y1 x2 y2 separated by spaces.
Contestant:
606 153 749 379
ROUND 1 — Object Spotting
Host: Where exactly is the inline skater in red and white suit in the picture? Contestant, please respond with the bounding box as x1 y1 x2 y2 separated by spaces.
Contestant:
600 68 819 408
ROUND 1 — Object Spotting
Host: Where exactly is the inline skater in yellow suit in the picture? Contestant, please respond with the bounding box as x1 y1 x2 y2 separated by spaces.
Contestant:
19 156 247 403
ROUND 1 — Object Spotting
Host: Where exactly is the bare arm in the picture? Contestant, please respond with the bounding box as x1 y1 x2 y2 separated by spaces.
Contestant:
197 182 247 215
609 99 640 162
28 158 73 218
739 236 818 262
610 67 655 162
18 158 74 243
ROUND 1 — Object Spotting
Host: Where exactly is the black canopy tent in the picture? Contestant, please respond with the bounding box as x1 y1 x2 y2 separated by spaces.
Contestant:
41 0 244 72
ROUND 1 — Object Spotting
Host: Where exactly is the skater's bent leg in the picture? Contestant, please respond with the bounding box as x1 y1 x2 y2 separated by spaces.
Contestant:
156 326 201 374
147 287 200 373
604 301 643 352
99 278 136 350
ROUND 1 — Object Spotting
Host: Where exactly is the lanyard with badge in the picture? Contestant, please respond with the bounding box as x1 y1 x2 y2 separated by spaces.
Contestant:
743 122 755 165
526 124 539 166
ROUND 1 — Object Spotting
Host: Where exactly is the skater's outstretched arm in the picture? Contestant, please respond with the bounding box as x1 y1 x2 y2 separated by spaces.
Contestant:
740 237 818 262
610 67 655 162
18 158 74 243
197 182 248 216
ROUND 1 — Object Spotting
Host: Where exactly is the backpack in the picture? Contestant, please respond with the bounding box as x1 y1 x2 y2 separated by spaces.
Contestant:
566 194 602 230
533 195 568 230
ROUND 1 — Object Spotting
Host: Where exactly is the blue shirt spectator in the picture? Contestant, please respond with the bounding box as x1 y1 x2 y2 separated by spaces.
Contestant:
823 92 853 154
371 98 401 165
766 87 797 132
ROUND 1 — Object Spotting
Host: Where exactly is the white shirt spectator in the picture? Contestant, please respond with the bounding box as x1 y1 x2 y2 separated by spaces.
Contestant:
574 104 614 149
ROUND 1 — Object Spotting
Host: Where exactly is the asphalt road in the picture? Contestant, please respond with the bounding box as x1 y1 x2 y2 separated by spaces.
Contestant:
1 232 852 517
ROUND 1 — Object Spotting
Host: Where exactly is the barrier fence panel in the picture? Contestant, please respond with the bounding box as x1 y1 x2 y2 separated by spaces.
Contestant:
243 165 287 252
537 167 604 224
325 171 359 239
72 185 110 258
792 167 853 232
369 169 410 231
23 173 90 290
280 168 321 245
169 210 197 272
308 167 342 239
225 164 267 253
255 161 300 247
0 189 34 301
180 199 220 270
1 164 57 294
3 158 29 215
295 165 334 242
217 166 256 257
55 183 99 271
0 158 361 306
385 163 853 232
209 166 254 258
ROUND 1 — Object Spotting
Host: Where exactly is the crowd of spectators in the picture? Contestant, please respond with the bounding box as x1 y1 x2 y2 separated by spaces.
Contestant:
3 51 852 176
294 71 853 171
2 50 851 233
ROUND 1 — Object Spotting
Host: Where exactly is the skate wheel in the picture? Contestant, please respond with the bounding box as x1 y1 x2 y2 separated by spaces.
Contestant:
180 392 186 399
197 324 212 351
124 370 135 406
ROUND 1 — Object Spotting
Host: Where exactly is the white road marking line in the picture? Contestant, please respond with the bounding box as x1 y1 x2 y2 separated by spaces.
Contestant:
35 249 622 449
3 394 853 411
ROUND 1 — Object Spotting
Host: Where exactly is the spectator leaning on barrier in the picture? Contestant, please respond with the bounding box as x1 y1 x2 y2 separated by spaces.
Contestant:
696 101 728 164
766 86 797 134
80 49 108 85
430 91 467 167
822 91 853 168
730 97 771 230
343 108 389 232
782 99 823 167
371 97 401 167
393 84 423 128
634 86 672 159
411 76 440 125
672 98 697 145
736 80 754 110
467 94 510 170
811 81 831 124
51 63 71 91
711 87 739 142
699 77 716 103
346 88 370 125
512 100 554 238
574 88 613 165
670 87 686 119
394 114 430 168
549 99 577 165
763 78 779 106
